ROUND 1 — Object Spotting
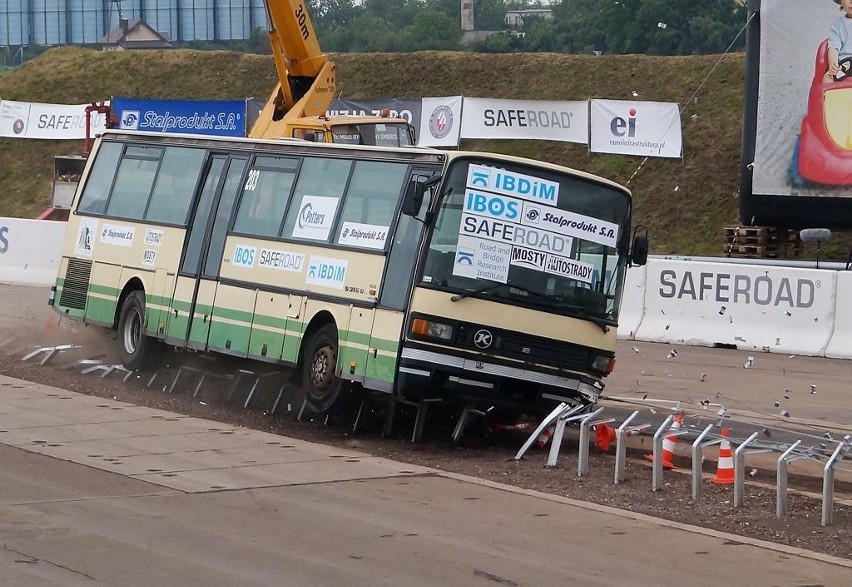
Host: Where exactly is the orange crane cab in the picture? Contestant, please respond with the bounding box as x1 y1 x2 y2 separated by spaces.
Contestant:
250 0 415 145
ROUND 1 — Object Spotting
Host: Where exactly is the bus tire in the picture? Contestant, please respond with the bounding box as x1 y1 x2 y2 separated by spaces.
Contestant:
117 290 160 371
302 324 345 414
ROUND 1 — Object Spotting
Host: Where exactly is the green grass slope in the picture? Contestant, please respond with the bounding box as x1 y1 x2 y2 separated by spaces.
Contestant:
0 46 789 257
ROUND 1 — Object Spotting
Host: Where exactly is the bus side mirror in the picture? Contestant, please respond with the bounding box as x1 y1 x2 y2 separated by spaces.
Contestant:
402 175 440 217
630 235 649 266
628 224 649 266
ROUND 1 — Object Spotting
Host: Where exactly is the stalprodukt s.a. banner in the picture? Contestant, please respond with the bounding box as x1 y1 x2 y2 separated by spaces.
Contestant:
111 97 246 137
589 99 682 158
0 100 108 139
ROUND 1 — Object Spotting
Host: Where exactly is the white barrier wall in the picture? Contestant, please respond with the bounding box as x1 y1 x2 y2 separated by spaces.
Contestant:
826 272 852 359
0 218 66 286
634 259 837 356
616 264 646 340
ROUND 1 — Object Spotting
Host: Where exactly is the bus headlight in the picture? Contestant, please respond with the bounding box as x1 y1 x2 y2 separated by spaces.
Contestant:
411 318 454 341
592 354 616 374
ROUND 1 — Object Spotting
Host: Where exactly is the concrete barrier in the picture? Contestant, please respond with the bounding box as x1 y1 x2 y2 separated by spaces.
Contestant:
825 271 852 358
0 218 66 286
634 258 836 356
616 264 646 340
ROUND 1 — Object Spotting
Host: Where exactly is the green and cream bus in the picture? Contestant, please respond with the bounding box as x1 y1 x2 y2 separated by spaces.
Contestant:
50 130 647 414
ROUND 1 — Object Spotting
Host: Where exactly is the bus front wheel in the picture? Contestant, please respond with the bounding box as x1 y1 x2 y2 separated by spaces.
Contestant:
117 290 159 371
302 324 345 413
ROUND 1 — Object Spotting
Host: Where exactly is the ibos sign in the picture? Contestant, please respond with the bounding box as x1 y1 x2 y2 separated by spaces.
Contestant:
233 245 256 268
463 190 520 222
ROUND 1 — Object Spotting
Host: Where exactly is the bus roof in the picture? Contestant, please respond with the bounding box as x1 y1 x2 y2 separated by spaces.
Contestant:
95 129 631 197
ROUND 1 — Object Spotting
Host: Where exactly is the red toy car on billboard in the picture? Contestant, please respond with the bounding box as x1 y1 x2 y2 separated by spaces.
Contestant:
792 39 852 186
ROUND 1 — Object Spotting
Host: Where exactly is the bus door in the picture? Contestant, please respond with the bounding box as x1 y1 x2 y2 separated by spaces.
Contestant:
364 167 435 389
166 154 248 349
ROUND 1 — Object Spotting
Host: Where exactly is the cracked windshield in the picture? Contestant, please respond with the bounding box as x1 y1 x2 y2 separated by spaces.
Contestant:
421 159 631 321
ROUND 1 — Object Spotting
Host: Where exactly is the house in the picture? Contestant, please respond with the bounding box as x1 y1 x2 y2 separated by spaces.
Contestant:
100 18 173 51
505 8 553 28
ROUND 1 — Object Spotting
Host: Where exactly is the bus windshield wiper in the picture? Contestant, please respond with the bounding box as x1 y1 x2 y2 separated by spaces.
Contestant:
450 280 505 302
559 304 612 333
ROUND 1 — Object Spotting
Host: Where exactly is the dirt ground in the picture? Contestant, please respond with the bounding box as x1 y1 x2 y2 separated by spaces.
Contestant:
1 306 850 562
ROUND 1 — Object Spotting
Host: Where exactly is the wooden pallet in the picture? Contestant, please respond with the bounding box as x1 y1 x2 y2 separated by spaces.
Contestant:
723 226 803 258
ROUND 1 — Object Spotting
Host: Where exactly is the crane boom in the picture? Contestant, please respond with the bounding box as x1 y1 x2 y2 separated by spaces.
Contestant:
250 0 415 146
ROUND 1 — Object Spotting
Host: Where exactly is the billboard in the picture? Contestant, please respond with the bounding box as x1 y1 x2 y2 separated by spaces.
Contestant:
111 98 246 137
741 0 852 228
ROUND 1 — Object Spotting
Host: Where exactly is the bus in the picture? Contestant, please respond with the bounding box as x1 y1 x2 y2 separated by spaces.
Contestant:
50 130 648 416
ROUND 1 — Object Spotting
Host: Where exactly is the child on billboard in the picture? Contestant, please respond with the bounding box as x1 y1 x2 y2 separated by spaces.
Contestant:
824 0 852 82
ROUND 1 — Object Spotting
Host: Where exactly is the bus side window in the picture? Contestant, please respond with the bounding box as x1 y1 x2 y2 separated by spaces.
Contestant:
145 147 206 224
76 141 123 215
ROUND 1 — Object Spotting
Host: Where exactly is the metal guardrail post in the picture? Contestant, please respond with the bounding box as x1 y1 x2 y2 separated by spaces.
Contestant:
578 411 612 477
822 442 847 526
652 414 674 492
691 423 715 500
546 407 598 468
734 431 759 507
614 411 638 484
515 402 568 461
776 440 802 518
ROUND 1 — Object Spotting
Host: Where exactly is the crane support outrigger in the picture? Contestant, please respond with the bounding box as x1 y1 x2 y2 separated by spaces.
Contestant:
250 0 416 146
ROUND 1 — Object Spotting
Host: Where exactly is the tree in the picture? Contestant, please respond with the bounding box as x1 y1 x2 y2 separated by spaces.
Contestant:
405 10 463 50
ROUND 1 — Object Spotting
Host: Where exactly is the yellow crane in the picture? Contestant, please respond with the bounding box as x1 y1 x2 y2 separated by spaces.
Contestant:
249 0 415 146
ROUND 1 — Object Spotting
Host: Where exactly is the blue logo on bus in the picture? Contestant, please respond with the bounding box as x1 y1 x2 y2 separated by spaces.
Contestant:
233 245 256 267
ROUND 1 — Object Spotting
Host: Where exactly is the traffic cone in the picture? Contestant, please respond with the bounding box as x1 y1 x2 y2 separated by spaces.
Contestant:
712 428 735 485
494 421 535 433
644 413 682 469
536 425 555 448
594 423 617 452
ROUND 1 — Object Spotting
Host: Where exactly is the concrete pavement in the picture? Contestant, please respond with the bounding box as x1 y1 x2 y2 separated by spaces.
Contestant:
2 374 850 586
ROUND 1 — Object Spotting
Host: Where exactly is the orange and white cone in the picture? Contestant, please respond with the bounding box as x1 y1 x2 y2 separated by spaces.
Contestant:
536 425 555 449
644 413 682 470
494 421 535 433
712 428 735 485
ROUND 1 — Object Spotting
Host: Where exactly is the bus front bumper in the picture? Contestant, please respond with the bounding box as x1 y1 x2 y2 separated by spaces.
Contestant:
397 346 603 410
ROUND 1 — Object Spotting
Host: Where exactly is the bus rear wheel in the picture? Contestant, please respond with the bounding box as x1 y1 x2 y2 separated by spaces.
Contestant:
302 324 345 413
117 290 160 371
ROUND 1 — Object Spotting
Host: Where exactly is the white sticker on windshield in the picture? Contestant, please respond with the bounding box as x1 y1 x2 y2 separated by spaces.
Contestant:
453 235 511 283
544 254 596 284
522 202 619 248
510 246 547 271
466 163 559 207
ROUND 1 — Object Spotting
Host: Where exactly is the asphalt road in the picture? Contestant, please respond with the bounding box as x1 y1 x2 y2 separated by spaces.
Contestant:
2 375 851 586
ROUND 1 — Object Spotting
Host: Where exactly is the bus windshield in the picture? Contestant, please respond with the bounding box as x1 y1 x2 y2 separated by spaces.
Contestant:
331 123 414 147
420 158 631 321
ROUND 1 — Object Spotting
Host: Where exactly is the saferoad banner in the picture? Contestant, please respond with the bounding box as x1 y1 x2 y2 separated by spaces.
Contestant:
754 0 852 195
0 100 108 139
111 98 246 137
418 96 463 147
589 99 682 158
460 98 589 143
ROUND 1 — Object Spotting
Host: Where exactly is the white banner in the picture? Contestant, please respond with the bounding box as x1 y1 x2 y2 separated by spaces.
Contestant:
418 96 463 147
460 98 588 143
589 99 682 158
0 217 66 286
0 100 108 139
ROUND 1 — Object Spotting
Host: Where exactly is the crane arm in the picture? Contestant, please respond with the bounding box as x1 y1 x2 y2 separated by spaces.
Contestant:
251 0 336 138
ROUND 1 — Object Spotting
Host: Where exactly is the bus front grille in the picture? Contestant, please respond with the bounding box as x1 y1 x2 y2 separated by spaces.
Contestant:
59 258 92 310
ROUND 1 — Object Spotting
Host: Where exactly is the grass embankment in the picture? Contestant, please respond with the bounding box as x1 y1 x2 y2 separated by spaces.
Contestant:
0 46 844 259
